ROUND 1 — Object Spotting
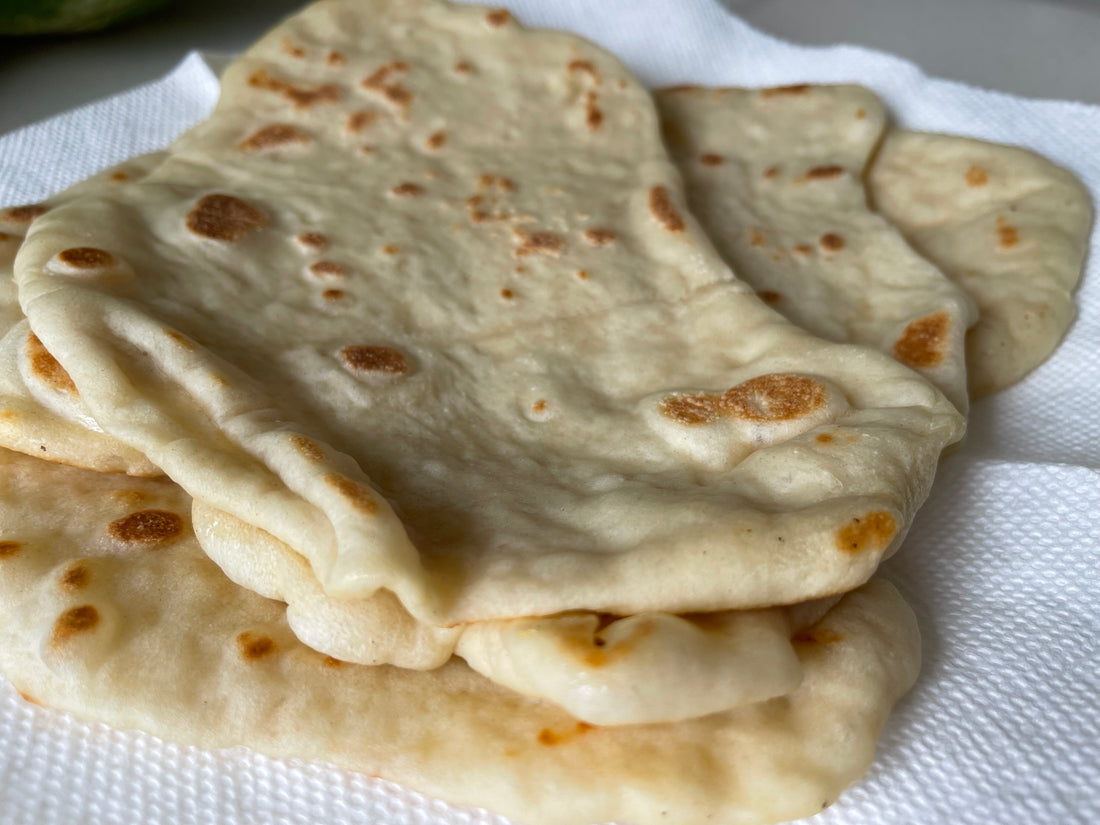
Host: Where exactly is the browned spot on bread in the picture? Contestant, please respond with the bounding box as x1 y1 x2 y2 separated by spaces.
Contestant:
532 399 548 413
893 311 951 369
816 432 834 444
660 374 827 425
18 691 40 706
0 541 21 558
584 91 603 131
239 124 310 152
763 166 780 179
324 474 379 514
426 130 447 150
321 655 345 668
52 605 99 643
2 204 48 223
761 84 811 97
997 222 1019 248
804 165 845 180
339 345 408 375
836 511 897 554
757 289 782 304
59 563 90 592
965 165 989 187
291 435 324 462
855 108 867 119
25 332 77 396
346 110 379 134
478 174 515 191
500 288 515 300
568 60 600 81
662 84 701 94
792 626 843 646
700 153 724 167
819 232 845 252
58 247 114 269
362 61 412 113
327 50 345 67
309 260 346 278
453 60 473 74
186 194 267 241
296 232 327 249
108 510 183 545
248 69 340 109
164 330 195 350
648 186 684 233
110 170 130 182
582 619 657 668
792 243 813 256
576 269 590 280
749 228 767 248
486 8 511 26
391 182 422 196
538 721 594 746
282 37 305 58
583 228 616 246
514 229 565 257
322 289 346 301
382 244 400 255
237 631 277 661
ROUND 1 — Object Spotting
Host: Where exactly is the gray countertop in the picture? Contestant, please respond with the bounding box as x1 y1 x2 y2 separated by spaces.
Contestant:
1 0 1098 138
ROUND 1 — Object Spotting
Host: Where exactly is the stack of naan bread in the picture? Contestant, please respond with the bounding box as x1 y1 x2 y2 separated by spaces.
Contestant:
0 1 1090 823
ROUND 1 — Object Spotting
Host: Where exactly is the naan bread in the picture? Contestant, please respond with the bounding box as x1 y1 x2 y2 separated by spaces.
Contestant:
14 0 964 640
868 130 1093 398
657 84 977 412
0 446 920 825
0 156 163 475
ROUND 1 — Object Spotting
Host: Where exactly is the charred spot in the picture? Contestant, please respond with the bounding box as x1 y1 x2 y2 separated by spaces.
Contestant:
486 8 511 26
239 124 310 152
700 153 725 167
583 228 617 246
338 344 409 375
835 511 897 554
309 260 347 278
59 563 91 592
893 312 951 369
819 232 845 252
391 182 423 197
248 69 340 109
52 605 99 643
648 186 685 233
324 473 379 514
1 204 48 223
237 631 277 661
25 332 77 396
107 510 184 545
0 541 21 559
57 247 115 269
186 194 267 242
296 232 327 249
965 166 989 187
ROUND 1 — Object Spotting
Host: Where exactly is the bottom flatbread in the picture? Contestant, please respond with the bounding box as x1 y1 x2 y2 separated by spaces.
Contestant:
0 447 920 825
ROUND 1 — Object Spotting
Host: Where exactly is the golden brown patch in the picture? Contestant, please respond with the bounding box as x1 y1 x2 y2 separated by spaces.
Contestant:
855 108 867 119
660 374 827 425
290 435 324 462
792 243 813 256
282 37 305 58
391 182 422 197
514 228 565 257
763 166 780 179
239 124 310 152
18 691 40 706
164 330 196 350
700 153 725 167
583 228 616 246
819 232 845 252
453 60 473 74
25 332 77 396
537 721 594 746
237 631 277 661
186 194 267 242
296 232 327 249
965 165 989 187
110 170 130 182
581 619 657 668
478 174 514 191
749 228 767 248
0 541 21 559
1 204 48 223
347 110 379 135
107 510 184 545
997 222 1020 248
815 432 834 444
59 563 90 592
248 69 340 109
532 399 548 413
309 260 346 278
893 311 951 369
327 50 345 67
761 84 811 98
322 289 346 301
584 91 603 131
648 186 684 233
835 511 898 554
57 247 114 269
321 655 345 668
757 289 782 304
486 8 511 26
804 165 845 180
568 60 601 83
500 288 515 300
426 130 447 150
338 344 409 375
362 61 413 113
52 605 99 643
382 244 400 255
792 627 843 646
323 474 379 514
576 269 590 280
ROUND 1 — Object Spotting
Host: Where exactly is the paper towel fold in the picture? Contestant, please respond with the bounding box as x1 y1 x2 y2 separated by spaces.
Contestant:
0 1 1097 823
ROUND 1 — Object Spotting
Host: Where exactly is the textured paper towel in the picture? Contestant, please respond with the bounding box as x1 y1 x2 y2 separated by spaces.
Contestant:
0 1 1097 823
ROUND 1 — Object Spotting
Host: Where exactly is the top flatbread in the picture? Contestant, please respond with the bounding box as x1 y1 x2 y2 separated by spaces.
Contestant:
657 84 977 412
868 130 1092 398
14 0 963 632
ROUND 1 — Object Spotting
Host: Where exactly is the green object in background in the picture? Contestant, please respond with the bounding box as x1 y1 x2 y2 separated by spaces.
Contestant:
0 0 172 35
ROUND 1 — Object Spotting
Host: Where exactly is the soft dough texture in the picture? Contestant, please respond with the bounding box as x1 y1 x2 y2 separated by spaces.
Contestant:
0 447 921 825
868 130 1093 398
15 0 962 644
657 84 977 412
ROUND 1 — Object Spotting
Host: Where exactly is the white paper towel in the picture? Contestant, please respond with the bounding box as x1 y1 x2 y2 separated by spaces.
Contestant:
0 1 1097 823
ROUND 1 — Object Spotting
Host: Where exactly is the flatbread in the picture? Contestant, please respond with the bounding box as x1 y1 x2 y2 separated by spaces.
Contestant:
657 84 977 412
14 0 964 642
868 130 1093 398
0 446 920 825
0 155 163 475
